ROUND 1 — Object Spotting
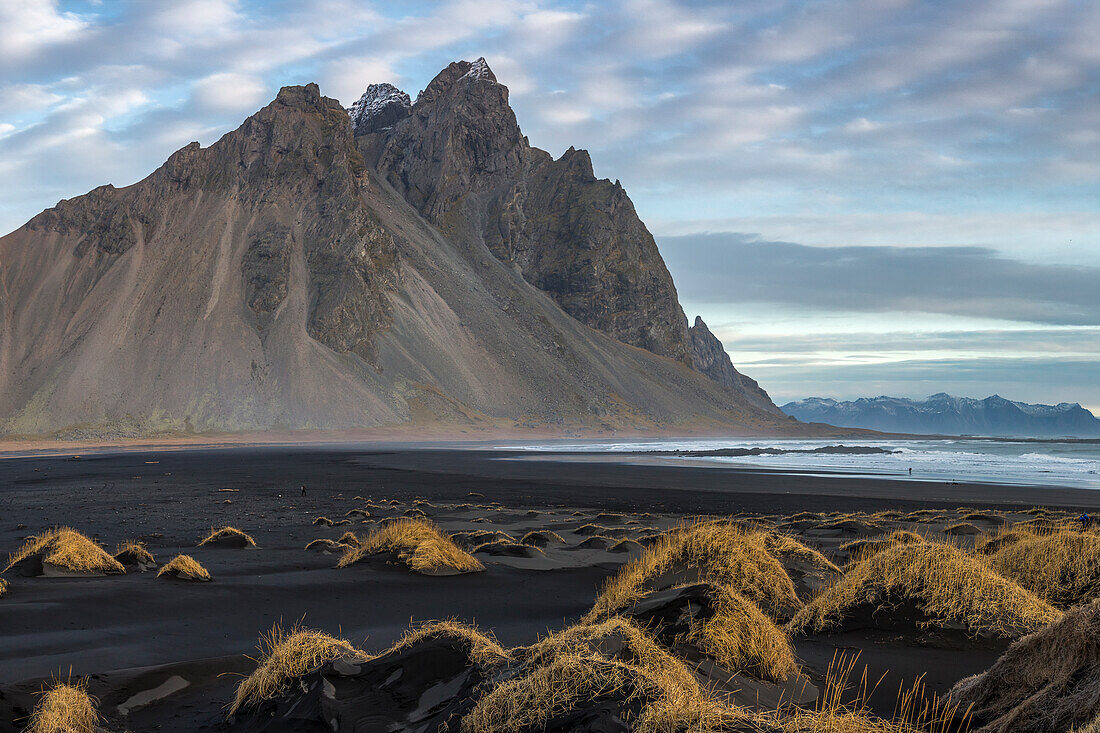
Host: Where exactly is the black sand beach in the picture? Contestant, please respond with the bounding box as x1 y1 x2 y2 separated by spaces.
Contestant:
1 444 1096 731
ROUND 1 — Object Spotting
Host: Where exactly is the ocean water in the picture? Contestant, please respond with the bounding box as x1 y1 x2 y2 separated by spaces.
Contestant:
506 438 1100 489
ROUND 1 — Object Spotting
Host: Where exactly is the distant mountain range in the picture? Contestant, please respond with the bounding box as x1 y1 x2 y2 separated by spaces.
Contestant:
782 393 1100 438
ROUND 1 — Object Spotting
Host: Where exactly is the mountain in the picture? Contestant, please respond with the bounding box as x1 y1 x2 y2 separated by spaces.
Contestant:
781 394 1100 437
0 58 789 439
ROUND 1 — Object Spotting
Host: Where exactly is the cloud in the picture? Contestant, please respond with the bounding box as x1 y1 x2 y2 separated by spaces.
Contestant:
660 232 1100 325
192 72 269 112
0 0 1098 410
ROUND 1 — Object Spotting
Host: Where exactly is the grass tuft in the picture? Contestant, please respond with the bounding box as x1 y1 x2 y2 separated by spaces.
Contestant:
114 540 156 568
6 527 124 575
585 520 801 623
986 527 1100 608
682 584 798 682
337 518 483 575
199 526 256 547
230 624 363 715
380 620 509 668
25 679 99 733
789 541 1060 637
157 554 212 581
761 532 841 573
462 617 744 733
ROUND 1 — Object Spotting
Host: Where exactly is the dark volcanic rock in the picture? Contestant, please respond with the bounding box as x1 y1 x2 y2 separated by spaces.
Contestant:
348 83 411 135
689 316 782 414
362 57 693 365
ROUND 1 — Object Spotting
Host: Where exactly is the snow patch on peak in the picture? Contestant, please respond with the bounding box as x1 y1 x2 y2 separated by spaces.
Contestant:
348 83 410 135
461 57 495 82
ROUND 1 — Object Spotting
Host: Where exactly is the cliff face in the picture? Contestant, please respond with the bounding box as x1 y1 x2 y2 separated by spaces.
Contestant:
689 317 783 416
359 58 691 365
0 60 784 438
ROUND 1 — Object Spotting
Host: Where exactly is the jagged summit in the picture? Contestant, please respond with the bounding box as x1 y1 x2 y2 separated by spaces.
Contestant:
348 82 411 136
461 56 495 82
0 59 788 438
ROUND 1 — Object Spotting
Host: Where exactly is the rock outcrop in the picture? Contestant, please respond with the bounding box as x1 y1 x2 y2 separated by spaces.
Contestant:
0 59 786 437
358 58 692 365
689 317 783 416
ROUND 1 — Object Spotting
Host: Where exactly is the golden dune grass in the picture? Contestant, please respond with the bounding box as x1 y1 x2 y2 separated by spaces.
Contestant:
313 516 334 526
770 652 969 733
337 531 361 548
789 541 1060 637
25 680 99 733
684 584 798 682
762 532 841 573
987 528 1100 608
520 530 566 546
304 538 347 552
973 523 1038 556
230 625 363 715
584 520 800 623
199 526 256 547
114 540 156 566
381 620 509 668
0 578 7 598
947 597 1100 733
157 554 212 581
337 518 484 574
840 529 926 564
462 617 745 733
6 528 124 575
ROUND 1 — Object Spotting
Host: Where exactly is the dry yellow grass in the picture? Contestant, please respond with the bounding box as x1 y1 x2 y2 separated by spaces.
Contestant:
230 624 363 715
337 531 360 548
987 527 1100 608
199 526 256 547
789 541 1060 637
5 528 124 575
379 620 509 668
682 584 798 682
114 540 156 567
585 520 801 623
946 596 1100 733
520 530 566 546
767 652 970 733
462 617 746 733
840 530 926 564
0 578 7 598
157 554 212 581
337 518 484 575
762 532 841 573
973 523 1037 556
304 538 347 552
25 680 98 733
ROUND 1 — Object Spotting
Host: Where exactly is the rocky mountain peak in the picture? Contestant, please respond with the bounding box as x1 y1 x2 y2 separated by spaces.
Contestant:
0 58 789 437
348 83 411 136
415 57 505 108
461 57 496 82
689 317 783 415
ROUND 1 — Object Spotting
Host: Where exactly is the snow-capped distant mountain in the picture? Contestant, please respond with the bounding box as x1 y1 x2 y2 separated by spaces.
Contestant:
781 393 1100 437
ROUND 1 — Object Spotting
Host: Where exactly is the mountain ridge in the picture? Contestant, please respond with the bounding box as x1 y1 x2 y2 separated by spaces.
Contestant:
782 394 1100 437
0 60 792 439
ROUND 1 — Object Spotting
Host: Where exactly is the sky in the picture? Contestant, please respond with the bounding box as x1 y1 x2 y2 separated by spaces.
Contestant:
2 0 1098 411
